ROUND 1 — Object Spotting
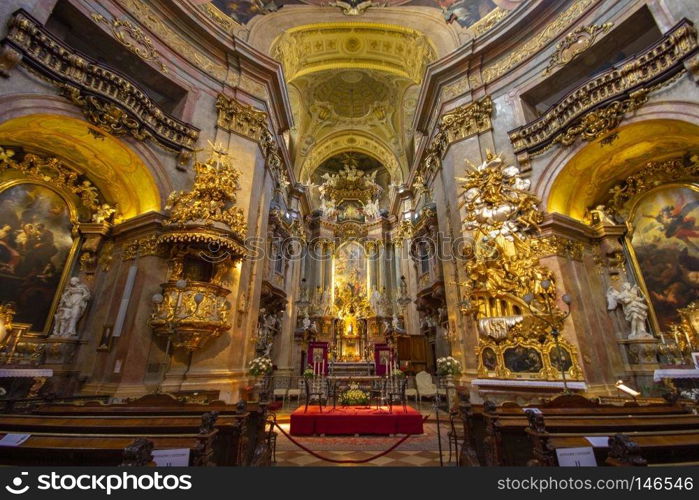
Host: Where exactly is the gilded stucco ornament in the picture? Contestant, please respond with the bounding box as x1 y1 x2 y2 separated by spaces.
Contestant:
150 145 246 351
456 152 582 380
0 147 113 220
163 144 248 257
543 22 613 75
90 13 168 73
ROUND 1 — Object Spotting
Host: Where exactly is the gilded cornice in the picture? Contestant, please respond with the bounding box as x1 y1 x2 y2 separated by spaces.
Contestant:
114 0 227 81
216 94 269 142
531 235 585 262
439 96 493 143
271 22 436 84
411 94 493 185
197 2 238 35
469 7 511 38
509 19 698 157
3 10 200 154
475 0 600 87
216 93 292 192
121 234 164 261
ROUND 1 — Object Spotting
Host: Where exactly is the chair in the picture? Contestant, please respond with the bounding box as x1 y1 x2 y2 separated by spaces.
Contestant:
404 376 418 403
286 377 302 407
448 408 465 465
271 376 289 406
387 376 408 412
370 377 387 409
303 377 325 412
415 371 437 405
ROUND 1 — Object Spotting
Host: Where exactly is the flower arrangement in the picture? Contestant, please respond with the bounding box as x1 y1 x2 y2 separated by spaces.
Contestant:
338 383 369 406
437 356 461 376
392 368 406 378
248 356 273 376
303 368 315 379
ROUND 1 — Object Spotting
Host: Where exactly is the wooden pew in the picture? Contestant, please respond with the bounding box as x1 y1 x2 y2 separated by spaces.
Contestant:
478 395 693 466
0 411 245 466
0 430 218 466
525 413 699 466
31 394 272 466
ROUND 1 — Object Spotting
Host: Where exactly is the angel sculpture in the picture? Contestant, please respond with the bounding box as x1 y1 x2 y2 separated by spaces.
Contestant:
363 199 381 220
607 282 653 339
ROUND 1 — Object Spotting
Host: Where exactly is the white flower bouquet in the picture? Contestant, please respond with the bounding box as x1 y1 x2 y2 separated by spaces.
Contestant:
436 356 461 376
248 356 273 376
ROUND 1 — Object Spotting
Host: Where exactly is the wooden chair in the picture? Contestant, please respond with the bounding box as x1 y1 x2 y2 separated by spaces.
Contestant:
388 376 408 412
367 377 384 409
303 377 324 412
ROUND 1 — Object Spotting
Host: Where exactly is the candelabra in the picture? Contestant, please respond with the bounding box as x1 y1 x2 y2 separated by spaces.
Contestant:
523 279 572 393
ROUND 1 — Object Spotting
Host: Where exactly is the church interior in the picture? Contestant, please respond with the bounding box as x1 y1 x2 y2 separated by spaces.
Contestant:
0 0 698 468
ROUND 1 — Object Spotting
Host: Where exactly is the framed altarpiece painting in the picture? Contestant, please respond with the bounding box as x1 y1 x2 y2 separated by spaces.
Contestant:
624 184 699 335
0 165 84 336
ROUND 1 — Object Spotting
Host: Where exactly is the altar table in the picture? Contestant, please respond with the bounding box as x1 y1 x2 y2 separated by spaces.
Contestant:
289 405 424 436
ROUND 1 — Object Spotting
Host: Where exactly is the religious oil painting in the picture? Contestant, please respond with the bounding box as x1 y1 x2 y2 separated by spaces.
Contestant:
482 347 497 370
0 183 74 331
207 0 507 27
629 185 699 331
549 345 572 372
503 345 543 374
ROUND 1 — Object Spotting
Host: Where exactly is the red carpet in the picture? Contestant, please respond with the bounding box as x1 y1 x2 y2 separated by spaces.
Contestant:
290 406 424 436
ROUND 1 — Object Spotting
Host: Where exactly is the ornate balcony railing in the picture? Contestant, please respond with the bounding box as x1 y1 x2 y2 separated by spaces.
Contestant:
2 9 199 154
508 19 698 157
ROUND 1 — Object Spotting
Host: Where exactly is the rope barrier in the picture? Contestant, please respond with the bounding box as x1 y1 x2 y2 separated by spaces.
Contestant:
274 414 429 464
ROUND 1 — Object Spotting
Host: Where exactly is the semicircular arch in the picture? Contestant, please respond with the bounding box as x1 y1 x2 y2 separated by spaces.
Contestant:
299 131 405 184
0 110 165 219
539 117 699 222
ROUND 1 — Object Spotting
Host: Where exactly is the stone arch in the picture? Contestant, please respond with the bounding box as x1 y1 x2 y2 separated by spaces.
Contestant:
537 114 699 222
0 99 169 219
299 131 404 184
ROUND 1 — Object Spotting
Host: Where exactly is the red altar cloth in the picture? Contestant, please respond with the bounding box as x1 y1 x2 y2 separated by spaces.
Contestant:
289 406 424 436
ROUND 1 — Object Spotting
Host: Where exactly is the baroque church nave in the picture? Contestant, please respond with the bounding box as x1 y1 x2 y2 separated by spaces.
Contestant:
0 0 698 469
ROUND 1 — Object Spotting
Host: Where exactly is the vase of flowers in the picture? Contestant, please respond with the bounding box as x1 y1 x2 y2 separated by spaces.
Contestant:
338 383 369 406
247 356 273 402
303 368 315 379
436 356 461 377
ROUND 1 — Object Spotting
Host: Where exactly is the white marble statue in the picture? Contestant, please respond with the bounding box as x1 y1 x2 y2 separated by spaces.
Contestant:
370 288 382 315
51 277 91 337
363 199 381 220
607 282 653 339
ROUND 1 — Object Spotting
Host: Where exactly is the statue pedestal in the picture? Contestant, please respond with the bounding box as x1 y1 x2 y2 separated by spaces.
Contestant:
618 337 661 368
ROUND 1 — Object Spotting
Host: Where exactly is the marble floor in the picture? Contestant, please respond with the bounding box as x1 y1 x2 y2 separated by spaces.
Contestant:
271 403 458 467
